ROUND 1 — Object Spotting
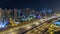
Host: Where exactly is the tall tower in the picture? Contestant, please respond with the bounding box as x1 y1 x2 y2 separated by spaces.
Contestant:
0 8 3 20
14 8 18 22
3 9 7 18
6 9 10 18
6 10 11 22
17 9 21 22
9 9 14 18
25 8 30 17
32 9 35 15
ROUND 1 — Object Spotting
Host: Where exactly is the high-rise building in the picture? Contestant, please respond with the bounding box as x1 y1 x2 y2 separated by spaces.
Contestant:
17 9 22 22
9 9 14 18
3 9 7 18
42 8 47 16
25 8 30 17
31 10 35 15
0 8 3 20
14 9 18 22
35 11 41 19
6 10 10 18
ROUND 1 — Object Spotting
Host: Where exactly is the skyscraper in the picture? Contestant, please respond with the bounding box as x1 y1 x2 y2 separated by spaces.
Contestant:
25 8 30 17
9 9 14 18
3 9 7 18
17 9 21 22
0 8 3 20
14 9 18 22
6 10 10 21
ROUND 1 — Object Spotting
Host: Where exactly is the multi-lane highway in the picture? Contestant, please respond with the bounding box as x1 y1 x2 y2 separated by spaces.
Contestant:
0 15 60 34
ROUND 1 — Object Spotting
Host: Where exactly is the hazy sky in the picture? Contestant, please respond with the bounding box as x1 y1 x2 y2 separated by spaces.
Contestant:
0 0 60 9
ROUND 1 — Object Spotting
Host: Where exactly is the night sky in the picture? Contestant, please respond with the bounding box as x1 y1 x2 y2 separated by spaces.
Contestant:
0 0 60 9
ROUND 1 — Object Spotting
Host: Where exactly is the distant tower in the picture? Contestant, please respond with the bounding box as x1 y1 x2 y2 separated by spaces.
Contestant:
14 8 18 22
0 8 3 20
42 8 50 17
29 9 35 18
6 10 10 18
25 8 30 17
32 10 35 15
9 9 14 18
17 9 21 22
3 8 7 18
17 9 22 18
